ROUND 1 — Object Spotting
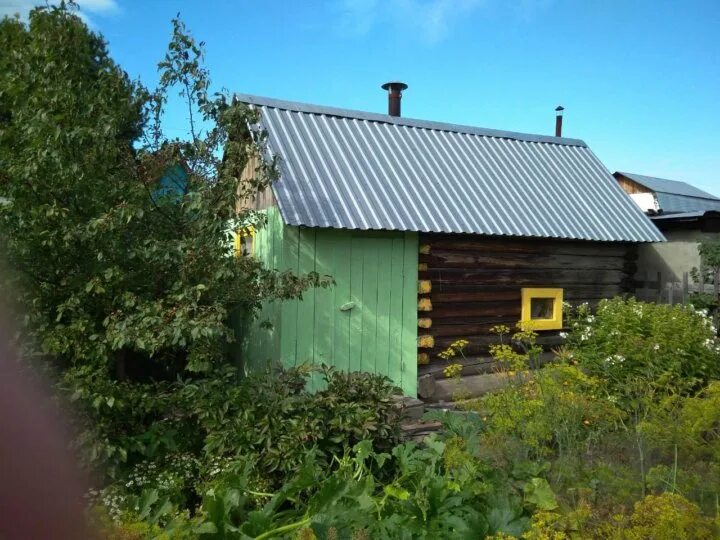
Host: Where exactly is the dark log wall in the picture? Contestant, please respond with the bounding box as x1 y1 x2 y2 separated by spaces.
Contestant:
417 234 638 364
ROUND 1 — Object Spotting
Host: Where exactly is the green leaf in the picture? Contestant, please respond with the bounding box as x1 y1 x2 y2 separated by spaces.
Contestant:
523 477 558 511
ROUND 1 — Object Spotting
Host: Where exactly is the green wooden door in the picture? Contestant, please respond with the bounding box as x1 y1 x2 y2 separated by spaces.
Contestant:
243 209 417 395
292 231 417 395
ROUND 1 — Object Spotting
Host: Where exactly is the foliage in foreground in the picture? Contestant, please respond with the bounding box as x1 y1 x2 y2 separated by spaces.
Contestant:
0 1 323 484
95 299 720 538
461 298 720 531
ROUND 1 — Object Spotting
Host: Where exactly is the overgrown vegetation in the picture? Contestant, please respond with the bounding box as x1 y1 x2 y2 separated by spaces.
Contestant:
2 5 719 539
0 3 322 483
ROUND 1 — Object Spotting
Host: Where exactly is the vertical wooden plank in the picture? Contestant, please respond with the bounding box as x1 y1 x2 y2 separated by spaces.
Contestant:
280 225 300 367
269 208 283 361
349 236 365 373
387 237 406 389
374 239 394 380
332 231 352 373
715 269 720 301
360 238 380 376
682 272 689 304
312 229 335 389
656 271 663 304
296 228 317 376
667 282 674 305
400 232 419 395
699 262 706 294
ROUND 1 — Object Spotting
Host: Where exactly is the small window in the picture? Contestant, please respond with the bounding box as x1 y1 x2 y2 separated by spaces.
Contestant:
234 226 255 257
521 288 563 330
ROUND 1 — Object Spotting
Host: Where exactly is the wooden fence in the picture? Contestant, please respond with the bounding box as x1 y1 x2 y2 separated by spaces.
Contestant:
635 268 720 305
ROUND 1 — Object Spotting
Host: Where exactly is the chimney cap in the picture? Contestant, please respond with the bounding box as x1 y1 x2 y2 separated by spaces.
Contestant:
555 105 565 113
381 81 408 92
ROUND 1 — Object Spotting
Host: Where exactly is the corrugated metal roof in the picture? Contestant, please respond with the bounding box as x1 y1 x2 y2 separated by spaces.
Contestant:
618 172 719 200
651 210 720 221
617 172 720 215
656 192 720 214
237 94 664 243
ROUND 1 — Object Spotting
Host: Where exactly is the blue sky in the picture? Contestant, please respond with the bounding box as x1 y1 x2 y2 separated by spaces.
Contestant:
4 0 719 195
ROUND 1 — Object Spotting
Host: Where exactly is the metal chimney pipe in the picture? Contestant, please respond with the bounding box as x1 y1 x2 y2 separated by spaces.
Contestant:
381 81 408 117
555 105 564 137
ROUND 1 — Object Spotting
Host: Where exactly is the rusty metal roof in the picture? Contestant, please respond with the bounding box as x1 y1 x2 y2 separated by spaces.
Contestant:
236 94 664 243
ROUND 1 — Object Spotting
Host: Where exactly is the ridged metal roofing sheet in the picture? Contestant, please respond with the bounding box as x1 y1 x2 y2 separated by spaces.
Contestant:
618 171 719 200
656 192 720 214
237 94 664 243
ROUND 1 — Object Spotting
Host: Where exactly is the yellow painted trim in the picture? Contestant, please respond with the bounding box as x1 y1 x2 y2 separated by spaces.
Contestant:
418 335 435 348
521 288 564 330
418 298 433 312
418 317 432 329
234 226 256 258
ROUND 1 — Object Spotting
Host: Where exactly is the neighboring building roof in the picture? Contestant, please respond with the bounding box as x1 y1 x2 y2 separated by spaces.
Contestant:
616 171 720 214
236 94 664 243
650 210 720 233
651 210 708 221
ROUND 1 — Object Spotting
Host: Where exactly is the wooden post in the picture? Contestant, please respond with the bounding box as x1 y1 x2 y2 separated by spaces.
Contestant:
640 270 648 301
715 269 720 301
682 272 689 304
656 271 663 303
699 262 706 294
667 282 674 305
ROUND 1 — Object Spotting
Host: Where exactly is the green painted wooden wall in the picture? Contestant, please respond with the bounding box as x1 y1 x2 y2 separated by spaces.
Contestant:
241 207 418 395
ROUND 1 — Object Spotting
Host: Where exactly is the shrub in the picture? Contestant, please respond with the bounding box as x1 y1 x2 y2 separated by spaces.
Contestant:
92 365 405 522
598 492 718 539
566 298 720 402
473 364 622 462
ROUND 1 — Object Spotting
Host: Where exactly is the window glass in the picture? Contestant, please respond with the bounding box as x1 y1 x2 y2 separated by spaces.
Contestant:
530 297 555 320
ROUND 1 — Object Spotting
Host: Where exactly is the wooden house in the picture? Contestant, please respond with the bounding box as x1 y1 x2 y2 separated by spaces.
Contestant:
235 88 663 397
614 171 720 287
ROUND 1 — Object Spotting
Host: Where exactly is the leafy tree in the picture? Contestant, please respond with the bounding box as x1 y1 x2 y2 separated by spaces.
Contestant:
0 4 318 474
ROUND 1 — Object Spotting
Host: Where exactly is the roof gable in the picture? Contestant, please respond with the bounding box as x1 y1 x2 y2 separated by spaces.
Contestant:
238 94 664 243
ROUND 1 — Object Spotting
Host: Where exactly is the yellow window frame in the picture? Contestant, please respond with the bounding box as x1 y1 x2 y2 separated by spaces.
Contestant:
521 288 564 330
234 226 256 257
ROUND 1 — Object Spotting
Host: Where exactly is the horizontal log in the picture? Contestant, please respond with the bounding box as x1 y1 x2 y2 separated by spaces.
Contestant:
429 302 521 319
418 318 432 329
418 280 432 294
431 322 530 337
418 298 432 311
429 335 564 356
420 251 633 271
418 352 556 380
420 268 628 286
418 352 430 365
429 280 635 293
416 315 517 327
421 234 633 258
428 287 622 303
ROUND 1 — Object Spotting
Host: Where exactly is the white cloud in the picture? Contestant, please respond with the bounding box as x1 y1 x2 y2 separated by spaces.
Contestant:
335 0 486 44
0 0 119 21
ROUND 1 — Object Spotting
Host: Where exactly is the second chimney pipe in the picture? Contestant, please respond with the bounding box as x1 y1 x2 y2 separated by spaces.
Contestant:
555 105 564 137
381 81 408 117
